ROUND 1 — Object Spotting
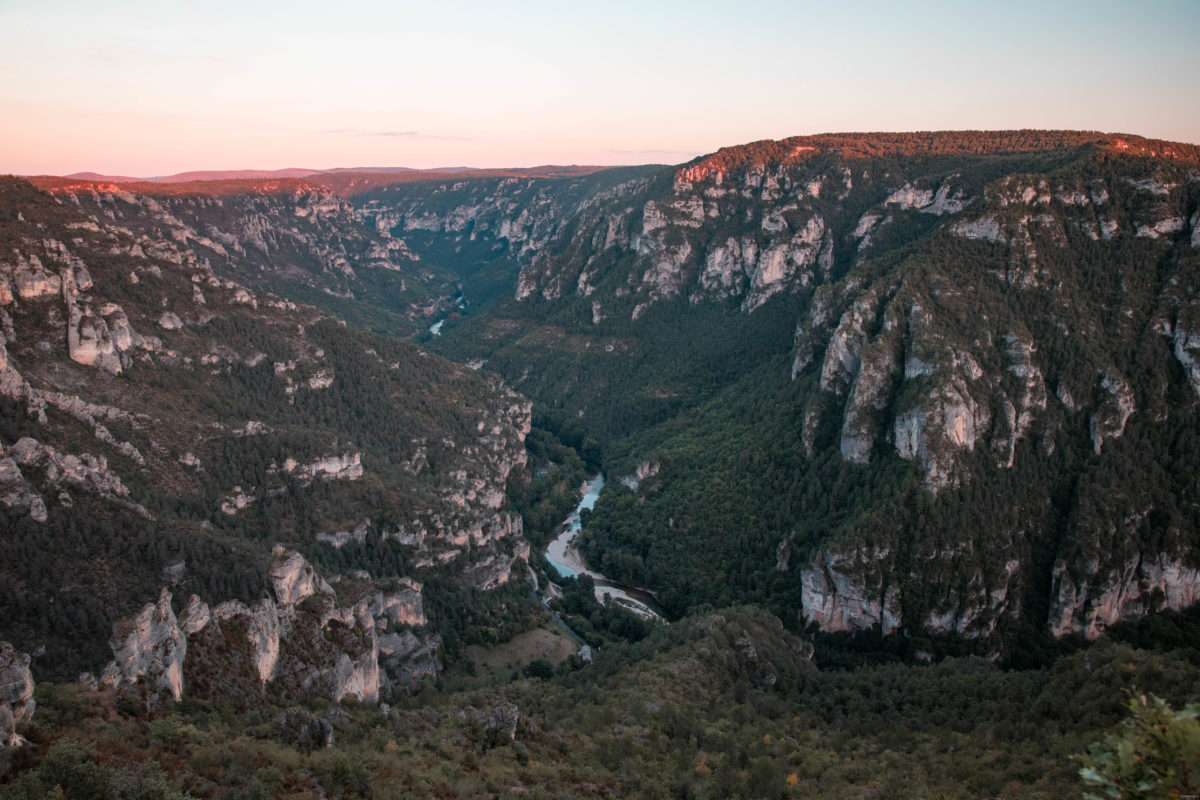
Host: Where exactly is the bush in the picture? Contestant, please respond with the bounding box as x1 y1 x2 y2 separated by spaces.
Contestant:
1078 693 1200 799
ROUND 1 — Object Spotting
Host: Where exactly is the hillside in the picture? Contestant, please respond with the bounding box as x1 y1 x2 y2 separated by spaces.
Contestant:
414 131 1200 657
0 176 535 686
5 606 1200 798
25 176 455 338
4 130 1200 798
18 133 1199 660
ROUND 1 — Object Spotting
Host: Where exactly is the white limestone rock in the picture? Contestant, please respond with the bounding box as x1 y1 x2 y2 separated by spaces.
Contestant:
618 460 660 491
178 595 211 635
104 588 186 701
884 183 934 210
212 598 282 683
282 453 363 483
7 437 130 499
893 353 990 492
839 331 899 464
0 642 35 749
819 294 881 395
366 580 426 629
0 455 48 523
950 215 1006 243
157 311 183 330
377 631 441 687
1173 324 1200 397
1136 217 1186 239
923 559 1020 638
316 519 371 549
1049 552 1200 640
800 548 901 634
220 487 253 515
270 548 334 605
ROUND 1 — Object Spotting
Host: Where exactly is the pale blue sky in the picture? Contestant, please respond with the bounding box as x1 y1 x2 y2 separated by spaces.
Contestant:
2 0 1197 175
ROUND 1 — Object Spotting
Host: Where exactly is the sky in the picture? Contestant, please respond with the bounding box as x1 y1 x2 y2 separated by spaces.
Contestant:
2 0 1198 176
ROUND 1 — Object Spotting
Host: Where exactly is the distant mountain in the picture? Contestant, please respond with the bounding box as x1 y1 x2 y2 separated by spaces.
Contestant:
62 171 146 183
146 168 326 181
44 165 621 198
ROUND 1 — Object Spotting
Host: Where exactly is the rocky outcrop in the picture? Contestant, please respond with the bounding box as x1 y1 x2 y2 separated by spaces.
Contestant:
0 642 35 749
1171 324 1200 397
800 547 901 634
378 631 441 687
102 588 186 701
922 559 1021 639
270 547 334 605
0 452 48 523
992 335 1048 468
839 322 900 464
103 551 441 705
1049 552 1200 639
281 453 363 483
5 436 132 502
365 580 426 628
892 365 990 491
618 460 660 491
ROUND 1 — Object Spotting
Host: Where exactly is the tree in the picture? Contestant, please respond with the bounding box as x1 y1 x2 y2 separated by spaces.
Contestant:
1078 693 1200 799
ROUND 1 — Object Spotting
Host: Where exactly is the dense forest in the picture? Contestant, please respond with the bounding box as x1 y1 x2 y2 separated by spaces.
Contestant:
5 606 1200 798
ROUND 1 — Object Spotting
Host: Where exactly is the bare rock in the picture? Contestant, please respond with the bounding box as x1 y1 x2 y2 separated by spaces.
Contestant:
0 642 35 749
270 548 334 605
801 547 901 634
104 588 186 701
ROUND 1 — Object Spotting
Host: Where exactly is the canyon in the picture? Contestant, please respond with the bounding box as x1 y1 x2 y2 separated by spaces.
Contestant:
2 131 1199 714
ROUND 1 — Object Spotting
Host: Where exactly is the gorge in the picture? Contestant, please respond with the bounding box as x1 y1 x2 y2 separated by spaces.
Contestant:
2 130 1199 798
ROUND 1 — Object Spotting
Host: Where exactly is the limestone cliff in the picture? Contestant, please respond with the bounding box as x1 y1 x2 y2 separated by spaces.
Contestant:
103 551 440 705
0 642 35 749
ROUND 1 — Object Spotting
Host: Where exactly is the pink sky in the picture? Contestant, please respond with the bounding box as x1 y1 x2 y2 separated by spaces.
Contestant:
3 0 1198 176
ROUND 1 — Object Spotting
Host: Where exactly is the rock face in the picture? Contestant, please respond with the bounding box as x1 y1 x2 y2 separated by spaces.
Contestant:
1049 553 1200 640
270 547 334 605
103 588 186 701
800 548 901 634
0 642 35 749
102 551 441 705
510 162 834 319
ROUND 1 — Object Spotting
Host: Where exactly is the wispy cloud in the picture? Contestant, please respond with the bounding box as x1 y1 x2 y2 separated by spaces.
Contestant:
89 49 230 65
325 129 470 142
609 148 703 157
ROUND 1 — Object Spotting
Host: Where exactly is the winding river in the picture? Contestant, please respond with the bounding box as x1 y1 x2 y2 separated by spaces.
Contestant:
544 475 663 621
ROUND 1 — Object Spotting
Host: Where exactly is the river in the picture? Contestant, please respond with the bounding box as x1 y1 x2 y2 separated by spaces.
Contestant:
544 475 663 621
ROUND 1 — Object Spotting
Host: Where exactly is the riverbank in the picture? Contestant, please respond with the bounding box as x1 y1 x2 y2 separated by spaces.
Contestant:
544 475 663 621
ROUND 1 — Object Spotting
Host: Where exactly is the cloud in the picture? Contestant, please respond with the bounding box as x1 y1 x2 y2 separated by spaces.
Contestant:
89 48 230 65
609 148 703 157
325 129 470 142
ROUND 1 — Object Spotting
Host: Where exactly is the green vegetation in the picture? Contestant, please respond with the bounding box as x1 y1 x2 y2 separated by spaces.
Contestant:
5 609 1200 799
1078 694 1200 799
429 143 1200 664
